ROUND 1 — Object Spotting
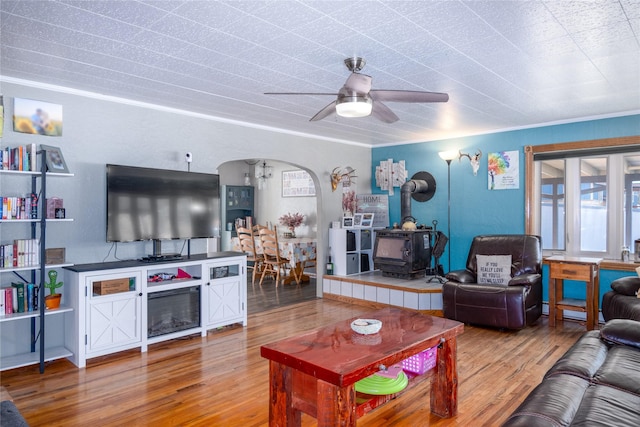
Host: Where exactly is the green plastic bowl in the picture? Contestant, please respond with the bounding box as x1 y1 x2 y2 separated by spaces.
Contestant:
354 371 409 395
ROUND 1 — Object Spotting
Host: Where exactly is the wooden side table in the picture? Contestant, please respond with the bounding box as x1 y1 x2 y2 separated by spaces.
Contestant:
546 256 602 330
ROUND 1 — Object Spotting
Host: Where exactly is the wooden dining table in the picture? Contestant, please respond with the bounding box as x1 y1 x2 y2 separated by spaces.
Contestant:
231 236 317 285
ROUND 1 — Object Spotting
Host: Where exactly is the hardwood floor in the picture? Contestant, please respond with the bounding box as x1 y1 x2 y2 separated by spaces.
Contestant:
247 276 318 314
0 297 586 427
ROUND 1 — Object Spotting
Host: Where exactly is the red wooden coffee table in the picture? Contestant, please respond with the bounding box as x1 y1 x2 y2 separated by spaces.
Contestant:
260 307 464 426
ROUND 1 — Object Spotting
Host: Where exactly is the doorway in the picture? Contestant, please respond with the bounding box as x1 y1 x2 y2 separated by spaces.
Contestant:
218 159 320 313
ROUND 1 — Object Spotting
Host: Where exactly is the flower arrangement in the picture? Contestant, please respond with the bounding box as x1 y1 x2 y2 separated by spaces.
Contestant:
279 212 304 232
342 190 356 216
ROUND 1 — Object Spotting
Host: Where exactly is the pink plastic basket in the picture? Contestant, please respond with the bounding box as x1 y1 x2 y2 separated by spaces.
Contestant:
401 346 437 375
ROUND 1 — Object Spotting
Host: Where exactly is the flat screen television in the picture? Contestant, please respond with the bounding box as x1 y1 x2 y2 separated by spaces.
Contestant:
106 164 220 256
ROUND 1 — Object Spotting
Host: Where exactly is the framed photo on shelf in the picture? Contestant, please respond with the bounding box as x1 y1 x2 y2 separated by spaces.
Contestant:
361 213 375 227
353 213 363 227
40 144 69 173
342 216 354 229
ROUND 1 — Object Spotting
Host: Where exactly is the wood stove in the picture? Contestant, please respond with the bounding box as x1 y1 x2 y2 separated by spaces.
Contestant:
373 229 433 279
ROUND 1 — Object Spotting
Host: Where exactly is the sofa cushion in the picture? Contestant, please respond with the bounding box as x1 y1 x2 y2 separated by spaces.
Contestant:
476 254 512 285
602 291 640 322
571 384 640 426
611 277 640 297
594 345 640 395
545 331 608 381
600 318 640 349
502 374 590 426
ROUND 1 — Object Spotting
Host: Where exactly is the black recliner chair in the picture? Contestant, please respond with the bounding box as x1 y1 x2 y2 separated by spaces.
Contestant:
442 234 543 330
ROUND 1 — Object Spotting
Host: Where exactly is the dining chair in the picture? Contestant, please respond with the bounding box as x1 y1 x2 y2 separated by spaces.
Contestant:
252 223 268 233
259 226 289 286
237 226 263 285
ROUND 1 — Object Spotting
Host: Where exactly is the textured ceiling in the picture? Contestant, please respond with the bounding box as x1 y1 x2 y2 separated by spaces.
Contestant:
1 0 639 147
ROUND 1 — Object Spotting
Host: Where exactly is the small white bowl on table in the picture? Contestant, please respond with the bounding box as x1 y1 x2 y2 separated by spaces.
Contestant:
351 319 382 335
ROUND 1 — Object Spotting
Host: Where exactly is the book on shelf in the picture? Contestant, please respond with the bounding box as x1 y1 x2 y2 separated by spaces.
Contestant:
1 143 37 172
0 284 37 315
1 193 39 220
0 239 39 268
1 244 13 269
27 283 35 311
11 282 25 313
2 287 15 314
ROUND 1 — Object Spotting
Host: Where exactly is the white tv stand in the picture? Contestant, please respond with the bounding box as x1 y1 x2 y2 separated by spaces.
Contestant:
64 252 246 368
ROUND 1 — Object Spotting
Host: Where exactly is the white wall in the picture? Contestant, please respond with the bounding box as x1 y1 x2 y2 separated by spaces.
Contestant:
1 81 372 293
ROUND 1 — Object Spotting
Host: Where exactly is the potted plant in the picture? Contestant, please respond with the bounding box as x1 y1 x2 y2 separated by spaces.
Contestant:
279 212 304 238
44 270 63 309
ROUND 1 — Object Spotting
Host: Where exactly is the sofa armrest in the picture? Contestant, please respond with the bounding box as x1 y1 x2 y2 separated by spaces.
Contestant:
610 276 640 296
445 269 476 284
508 273 541 287
600 319 640 349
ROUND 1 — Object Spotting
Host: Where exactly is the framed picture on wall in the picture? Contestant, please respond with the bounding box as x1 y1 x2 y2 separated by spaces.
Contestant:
282 170 315 197
13 98 63 136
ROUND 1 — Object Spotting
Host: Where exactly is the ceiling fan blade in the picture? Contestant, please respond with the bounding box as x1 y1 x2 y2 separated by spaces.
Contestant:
371 101 399 123
265 92 337 96
310 100 337 121
370 90 449 103
343 73 372 93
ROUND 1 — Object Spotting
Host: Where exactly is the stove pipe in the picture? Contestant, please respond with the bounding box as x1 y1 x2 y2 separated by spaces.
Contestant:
400 179 431 223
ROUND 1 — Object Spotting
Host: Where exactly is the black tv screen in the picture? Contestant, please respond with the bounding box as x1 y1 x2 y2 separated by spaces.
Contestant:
106 164 220 242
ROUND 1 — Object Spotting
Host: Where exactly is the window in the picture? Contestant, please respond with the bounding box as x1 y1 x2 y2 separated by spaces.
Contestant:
624 156 640 251
526 137 640 260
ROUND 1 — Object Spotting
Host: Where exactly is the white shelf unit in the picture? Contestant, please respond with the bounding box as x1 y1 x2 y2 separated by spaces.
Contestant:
329 227 377 276
0 152 74 373
65 253 246 368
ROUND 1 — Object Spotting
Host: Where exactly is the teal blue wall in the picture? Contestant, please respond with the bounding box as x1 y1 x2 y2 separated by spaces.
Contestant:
371 114 640 303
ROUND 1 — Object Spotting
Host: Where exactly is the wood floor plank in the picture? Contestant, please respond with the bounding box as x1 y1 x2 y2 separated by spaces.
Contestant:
1 298 585 426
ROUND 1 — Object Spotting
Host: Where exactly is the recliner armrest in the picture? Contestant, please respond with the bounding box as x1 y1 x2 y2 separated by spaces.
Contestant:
508 273 541 287
600 319 640 349
445 269 476 284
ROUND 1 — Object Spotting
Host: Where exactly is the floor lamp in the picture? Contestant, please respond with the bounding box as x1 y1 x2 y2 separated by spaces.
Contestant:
439 150 458 274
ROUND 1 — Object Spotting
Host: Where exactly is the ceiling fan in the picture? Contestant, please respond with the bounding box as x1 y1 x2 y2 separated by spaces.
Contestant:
265 57 449 123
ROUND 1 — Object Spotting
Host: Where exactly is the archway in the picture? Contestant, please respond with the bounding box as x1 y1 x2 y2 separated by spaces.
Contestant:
218 159 321 309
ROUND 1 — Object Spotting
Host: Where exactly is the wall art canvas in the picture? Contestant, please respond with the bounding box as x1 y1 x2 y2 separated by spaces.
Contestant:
356 194 389 228
282 170 315 197
488 150 519 190
13 98 63 136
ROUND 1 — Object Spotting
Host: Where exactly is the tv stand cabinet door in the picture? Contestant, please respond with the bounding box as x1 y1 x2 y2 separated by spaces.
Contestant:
204 258 247 329
85 272 143 357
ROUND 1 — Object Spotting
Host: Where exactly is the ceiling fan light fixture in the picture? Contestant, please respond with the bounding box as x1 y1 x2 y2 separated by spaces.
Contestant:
336 96 372 118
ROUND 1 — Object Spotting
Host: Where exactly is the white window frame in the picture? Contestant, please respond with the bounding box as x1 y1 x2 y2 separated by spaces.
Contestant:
525 137 640 260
